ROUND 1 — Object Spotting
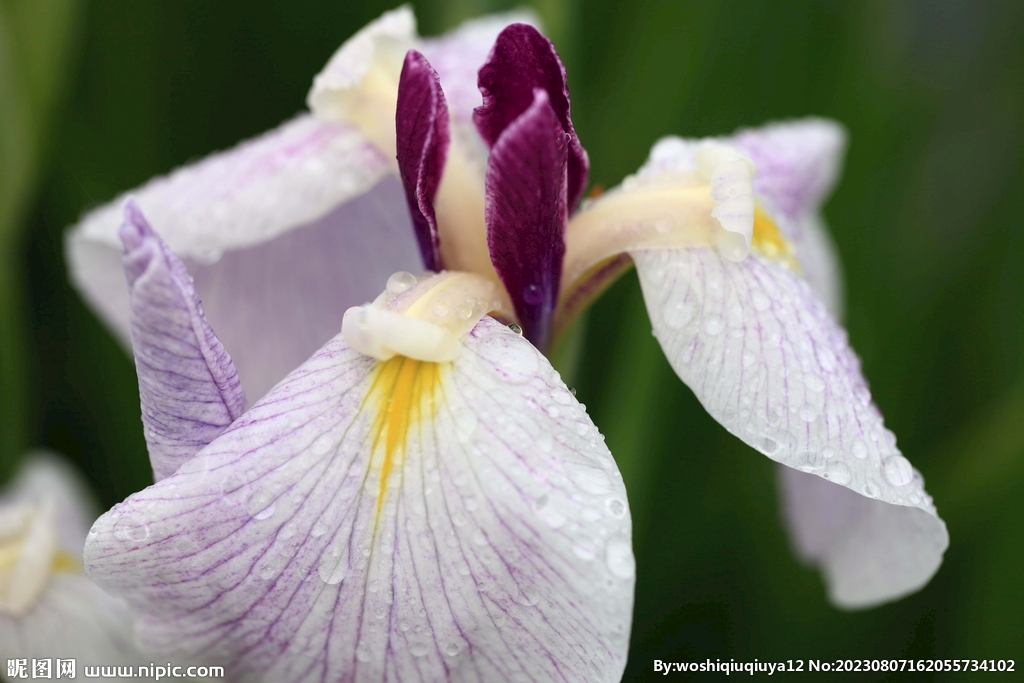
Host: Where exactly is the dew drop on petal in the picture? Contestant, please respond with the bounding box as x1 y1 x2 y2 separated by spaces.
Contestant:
409 642 430 658
507 323 522 335
851 437 868 460
386 271 417 295
605 497 626 519
606 539 635 579
446 643 460 657
883 455 914 487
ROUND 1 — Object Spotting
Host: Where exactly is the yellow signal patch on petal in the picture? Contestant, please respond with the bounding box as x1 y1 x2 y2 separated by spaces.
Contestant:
752 207 800 272
366 356 443 521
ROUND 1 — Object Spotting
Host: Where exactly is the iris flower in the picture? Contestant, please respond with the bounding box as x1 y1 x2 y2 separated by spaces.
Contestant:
1 453 143 673
67 6 947 682
75 10 630 683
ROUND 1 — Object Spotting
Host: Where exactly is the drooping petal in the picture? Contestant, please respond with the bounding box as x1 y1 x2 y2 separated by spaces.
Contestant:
121 202 245 482
485 90 568 350
632 247 947 607
474 23 588 212
396 51 450 271
70 176 422 404
85 319 633 682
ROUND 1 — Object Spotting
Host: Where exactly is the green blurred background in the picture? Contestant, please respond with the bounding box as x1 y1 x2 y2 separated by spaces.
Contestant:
2 0 1022 680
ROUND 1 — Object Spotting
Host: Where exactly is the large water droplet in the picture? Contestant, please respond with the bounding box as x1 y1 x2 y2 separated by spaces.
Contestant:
883 455 913 487
606 539 635 579
758 436 780 456
851 437 868 460
386 271 417 295
605 497 626 519
318 545 348 585
446 642 460 657
409 641 430 657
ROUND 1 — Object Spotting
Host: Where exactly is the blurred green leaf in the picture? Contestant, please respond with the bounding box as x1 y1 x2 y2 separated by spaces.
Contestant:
0 0 81 474
929 383 1024 528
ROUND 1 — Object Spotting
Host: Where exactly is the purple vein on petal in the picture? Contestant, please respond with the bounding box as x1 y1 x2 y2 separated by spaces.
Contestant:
121 199 245 482
474 23 588 212
396 50 450 272
484 89 568 350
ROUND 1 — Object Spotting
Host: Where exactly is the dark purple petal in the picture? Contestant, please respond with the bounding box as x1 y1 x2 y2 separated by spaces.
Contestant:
121 200 245 482
395 50 450 271
474 23 589 211
485 89 567 350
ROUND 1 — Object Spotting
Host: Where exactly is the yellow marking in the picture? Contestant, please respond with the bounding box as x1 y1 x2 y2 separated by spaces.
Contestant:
0 541 82 574
51 550 82 573
752 207 801 272
365 357 442 521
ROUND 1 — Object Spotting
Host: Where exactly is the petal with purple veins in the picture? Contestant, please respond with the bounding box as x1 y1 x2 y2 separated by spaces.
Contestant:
474 23 588 211
485 90 568 350
84 319 634 682
633 246 947 607
396 51 450 271
121 202 245 482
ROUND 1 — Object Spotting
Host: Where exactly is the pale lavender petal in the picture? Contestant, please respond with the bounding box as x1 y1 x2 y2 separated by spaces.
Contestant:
70 176 421 405
85 319 633 682
485 90 567 350
732 119 846 222
121 202 245 482
396 50 449 271
633 247 947 607
474 23 588 212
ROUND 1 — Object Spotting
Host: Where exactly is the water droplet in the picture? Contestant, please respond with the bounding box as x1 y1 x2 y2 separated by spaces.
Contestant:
446 642 460 657
798 404 817 422
522 283 544 305
538 432 554 453
662 296 696 330
311 434 333 456
532 494 566 529
851 437 868 459
258 563 279 580
804 374 825 393
386 271 417 295
606 539 635 579
854 385 871 407
355 643 371 662
409 641 429 658
824 462 851 485
311 520 328 537
519 585 540 606
758 436 780 456
821 446 836 459
605 497 626 519
318 546 348 585
455 303 473 320
863 481 880 498
883 455 913 487
703 315 724 336
571 468 611 494
507 323 522 335
453 408 478 443
431 301 449 317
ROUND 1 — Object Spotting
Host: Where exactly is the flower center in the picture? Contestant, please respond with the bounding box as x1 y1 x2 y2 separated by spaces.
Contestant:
342 271 502 362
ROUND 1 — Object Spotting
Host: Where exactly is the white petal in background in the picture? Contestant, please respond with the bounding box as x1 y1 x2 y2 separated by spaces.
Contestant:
0 454 144 676
633 248 947 608
85 319 634 682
